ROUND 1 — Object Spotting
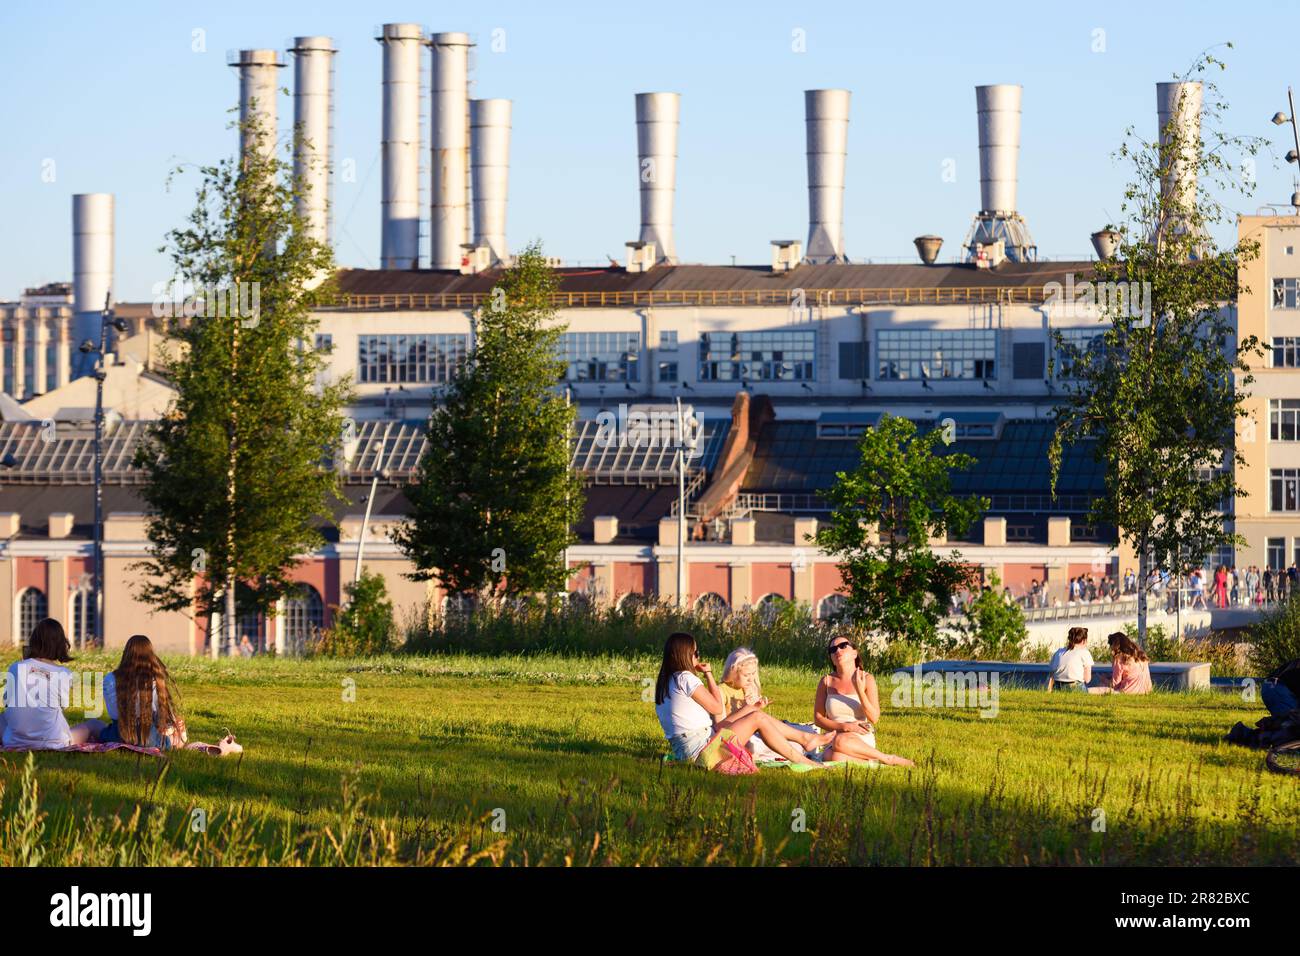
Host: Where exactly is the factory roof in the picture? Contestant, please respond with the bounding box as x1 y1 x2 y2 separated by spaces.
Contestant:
329 260 1098 309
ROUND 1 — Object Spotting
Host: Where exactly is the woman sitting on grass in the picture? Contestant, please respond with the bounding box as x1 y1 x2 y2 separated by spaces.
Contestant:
654 632 831 768
0 618 106 748
1089 632 1152 695
814 636 915 768
100 635 188 750
1047 627 1093 692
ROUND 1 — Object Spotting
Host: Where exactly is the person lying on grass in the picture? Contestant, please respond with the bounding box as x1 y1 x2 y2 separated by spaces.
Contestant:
1088 631 1152 696
1047 627 1093 693
0 618 106 748
814 636 915 768
100 635 188 750
654 632 832 768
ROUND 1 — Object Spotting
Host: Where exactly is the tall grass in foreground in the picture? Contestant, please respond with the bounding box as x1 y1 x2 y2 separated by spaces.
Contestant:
3 749 1293 866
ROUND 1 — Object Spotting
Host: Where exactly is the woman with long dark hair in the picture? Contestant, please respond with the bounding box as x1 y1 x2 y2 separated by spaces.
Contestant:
654 632 831 767
1089 631 1152 695
100 635 188 749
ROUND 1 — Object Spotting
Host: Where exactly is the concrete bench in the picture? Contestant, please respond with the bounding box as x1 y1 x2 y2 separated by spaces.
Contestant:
909 660 1211 691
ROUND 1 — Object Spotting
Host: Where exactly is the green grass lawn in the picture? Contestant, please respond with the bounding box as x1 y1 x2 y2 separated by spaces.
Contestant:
1 651 1296 866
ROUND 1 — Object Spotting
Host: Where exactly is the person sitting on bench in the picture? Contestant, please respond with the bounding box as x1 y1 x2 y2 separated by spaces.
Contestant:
1047 627 1093 693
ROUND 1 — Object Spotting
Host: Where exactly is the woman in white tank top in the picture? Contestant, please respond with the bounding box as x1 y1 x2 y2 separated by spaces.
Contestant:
815 636 915 768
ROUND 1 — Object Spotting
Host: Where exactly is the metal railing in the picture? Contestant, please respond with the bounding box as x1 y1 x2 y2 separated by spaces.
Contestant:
326 286 1055 312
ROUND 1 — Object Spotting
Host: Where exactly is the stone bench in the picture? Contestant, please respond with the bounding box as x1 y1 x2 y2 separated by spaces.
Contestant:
908 660 1211 691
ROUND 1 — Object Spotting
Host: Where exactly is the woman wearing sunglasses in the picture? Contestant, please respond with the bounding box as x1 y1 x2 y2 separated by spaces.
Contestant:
815 636 915 768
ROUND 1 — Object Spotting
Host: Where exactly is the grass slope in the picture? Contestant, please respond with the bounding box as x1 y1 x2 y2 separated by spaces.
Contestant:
0 652 1295 866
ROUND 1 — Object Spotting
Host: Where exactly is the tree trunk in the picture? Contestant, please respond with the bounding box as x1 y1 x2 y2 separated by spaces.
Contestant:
1136 537 1149 650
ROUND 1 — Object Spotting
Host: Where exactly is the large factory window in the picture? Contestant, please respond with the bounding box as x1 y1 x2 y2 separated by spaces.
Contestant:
698 330 815 382
560 332 641 382
358 333 467 384
876 329 996 381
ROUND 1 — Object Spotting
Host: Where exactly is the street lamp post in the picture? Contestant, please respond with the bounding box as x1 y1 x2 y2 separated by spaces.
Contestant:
79 293 127 648
1271 88 1300 210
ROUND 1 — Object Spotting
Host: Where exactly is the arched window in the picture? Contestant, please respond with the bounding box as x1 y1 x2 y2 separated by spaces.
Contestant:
616 592 650 614
817 593 849 624
283 585 324 653
18 588 47 644
69 587 97 649
754 593 787 624
442 593 477 620
694 592 729 616
236 608 264 655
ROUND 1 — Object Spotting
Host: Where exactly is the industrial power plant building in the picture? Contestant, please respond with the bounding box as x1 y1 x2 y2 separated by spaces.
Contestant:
0 25 1259 655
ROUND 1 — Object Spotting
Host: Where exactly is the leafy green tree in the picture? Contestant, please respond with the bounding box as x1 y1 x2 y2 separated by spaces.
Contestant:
1048 51 1264 645
954 572 1028 660
393 243 584 601
317 570 395 657
816 414 988 648
134 116 351 656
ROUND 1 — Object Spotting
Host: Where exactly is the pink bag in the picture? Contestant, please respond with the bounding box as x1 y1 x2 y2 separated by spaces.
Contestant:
696 729 758 775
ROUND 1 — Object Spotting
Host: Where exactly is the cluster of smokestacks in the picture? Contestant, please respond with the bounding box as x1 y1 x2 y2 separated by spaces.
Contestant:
232 27 512 272
63 67 1206 371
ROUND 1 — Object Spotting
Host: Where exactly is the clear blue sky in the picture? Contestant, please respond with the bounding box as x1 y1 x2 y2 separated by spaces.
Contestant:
2 0 1298 300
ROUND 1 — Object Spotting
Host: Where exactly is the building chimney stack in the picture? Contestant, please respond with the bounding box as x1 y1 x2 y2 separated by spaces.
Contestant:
377 24 424 270
804 89 850 264
470 98 511 266
232 49 283 164
430 32 473 270
71 193 114 378
634 92 680 265
964 84 1035 262
289 37 335 254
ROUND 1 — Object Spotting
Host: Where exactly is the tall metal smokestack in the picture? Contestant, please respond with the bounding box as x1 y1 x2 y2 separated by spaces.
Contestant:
635 92 680 264
804 89 850 264
378 24 423 270
964 84 1035 263
430 32 472 270
471 98 511 265
1156 81 1203 215
289 36 335 251
232 49 283 163
72 193 113 379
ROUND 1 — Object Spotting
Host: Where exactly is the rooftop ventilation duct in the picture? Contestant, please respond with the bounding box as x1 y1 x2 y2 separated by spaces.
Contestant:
71 193 113 378
771 240 802 272
1156 81 1203 240
231 49 283 164
1091 228 1121 260
470 98 511 266
914 235 943 265
289 37 335 255
963 84 1035 263
634 92 680 264
430 32 473 270
377 24 424 270
804 89 850 264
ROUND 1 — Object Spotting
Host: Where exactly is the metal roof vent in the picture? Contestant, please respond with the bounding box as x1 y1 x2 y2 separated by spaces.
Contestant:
1091 228 1121 260
770 240 802 272
625 241 657 273
914 235 943 264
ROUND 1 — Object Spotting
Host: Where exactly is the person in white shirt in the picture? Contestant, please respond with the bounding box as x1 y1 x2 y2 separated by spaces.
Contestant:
654 632 831 767
1047 627 1094 693
0 619 106 748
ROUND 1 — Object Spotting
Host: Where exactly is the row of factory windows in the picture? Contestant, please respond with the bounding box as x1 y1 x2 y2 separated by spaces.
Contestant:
328 328 1118 386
